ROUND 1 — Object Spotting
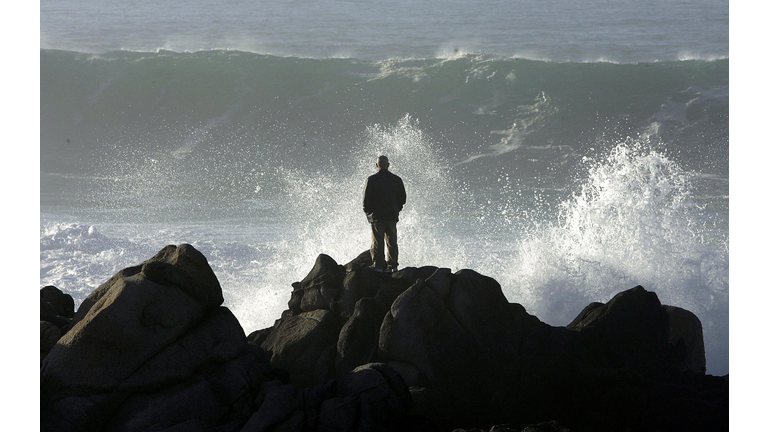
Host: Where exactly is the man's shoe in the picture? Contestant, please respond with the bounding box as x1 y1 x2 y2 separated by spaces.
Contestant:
367 265 384 273
385 266 398 273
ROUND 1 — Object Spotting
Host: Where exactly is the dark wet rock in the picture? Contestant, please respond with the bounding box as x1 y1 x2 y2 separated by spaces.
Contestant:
40 320 63 360
40 246 727 432
239 363 413 432
288 253 347 314
377 268 528 424
253 252 727 431
40 244 271 432
42 245 226 400
259 309 343 388
41 285 75 320
664 305 706 374
41 245 424 432
40 285 76 361
566 286 678 378
336 297 390 376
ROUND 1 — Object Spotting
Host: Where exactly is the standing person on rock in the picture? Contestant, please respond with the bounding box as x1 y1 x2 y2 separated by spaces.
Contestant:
363 155 407 273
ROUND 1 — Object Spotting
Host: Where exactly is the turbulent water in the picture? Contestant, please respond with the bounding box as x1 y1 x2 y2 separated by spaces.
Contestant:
40 1 729 375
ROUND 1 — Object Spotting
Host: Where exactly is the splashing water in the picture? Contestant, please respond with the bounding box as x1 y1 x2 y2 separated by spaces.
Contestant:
40 119 728 374
488 140 728 372
502 141 727 316
274 114 469 271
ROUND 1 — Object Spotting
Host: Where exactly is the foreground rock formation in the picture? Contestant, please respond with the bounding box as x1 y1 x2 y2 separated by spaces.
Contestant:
40 244 728 432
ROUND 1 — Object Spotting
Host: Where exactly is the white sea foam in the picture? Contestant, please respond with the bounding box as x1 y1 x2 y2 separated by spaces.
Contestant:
40 221 149 299
485 140 729 373
501 141 726 313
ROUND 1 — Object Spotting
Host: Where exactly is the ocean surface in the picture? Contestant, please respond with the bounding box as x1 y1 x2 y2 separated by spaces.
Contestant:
40 0 729 375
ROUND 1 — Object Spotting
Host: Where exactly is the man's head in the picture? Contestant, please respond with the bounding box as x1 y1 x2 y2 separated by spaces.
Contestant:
376 155 390 170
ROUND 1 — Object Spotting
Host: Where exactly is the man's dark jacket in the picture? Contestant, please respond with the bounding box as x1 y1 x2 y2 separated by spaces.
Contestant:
363 169 406 223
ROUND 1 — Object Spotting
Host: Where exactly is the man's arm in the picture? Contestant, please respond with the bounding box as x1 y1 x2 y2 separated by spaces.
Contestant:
363 177 372 214
397 178 406 210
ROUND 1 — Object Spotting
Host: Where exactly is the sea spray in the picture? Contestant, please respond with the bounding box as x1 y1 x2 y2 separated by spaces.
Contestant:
39 220 156 299
252 115 468 279
491 139 728 372
219 114 472 334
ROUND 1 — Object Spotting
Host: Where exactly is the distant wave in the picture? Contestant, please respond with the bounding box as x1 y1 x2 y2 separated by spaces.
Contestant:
41 48 728 171
40 46 730 64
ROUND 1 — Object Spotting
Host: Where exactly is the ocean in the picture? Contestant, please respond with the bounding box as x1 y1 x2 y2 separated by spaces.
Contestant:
40 0 729 375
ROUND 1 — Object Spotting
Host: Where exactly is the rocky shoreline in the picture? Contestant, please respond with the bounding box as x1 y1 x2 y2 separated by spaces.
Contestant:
40 244 728 431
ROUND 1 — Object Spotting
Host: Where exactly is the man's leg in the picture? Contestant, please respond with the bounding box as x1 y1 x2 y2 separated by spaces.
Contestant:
384 220 399 269
370 221 386 269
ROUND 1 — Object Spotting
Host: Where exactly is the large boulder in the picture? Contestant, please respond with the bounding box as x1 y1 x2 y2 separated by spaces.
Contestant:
336 297 390 376
259 309 343 387
377 268 529 423
42 245 224 398
90 310 271 432
258 253 413 387
287 254 347 314
566 285 685 382
40 244 270 432
664 305 706 374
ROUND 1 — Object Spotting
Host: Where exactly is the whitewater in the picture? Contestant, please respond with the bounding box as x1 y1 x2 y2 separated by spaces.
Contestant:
40 0 728 375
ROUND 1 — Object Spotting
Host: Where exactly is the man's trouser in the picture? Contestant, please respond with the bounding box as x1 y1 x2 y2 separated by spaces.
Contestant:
370 220 398 269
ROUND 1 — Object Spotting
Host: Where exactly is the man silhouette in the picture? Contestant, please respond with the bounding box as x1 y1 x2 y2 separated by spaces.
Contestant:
363 156 407 272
